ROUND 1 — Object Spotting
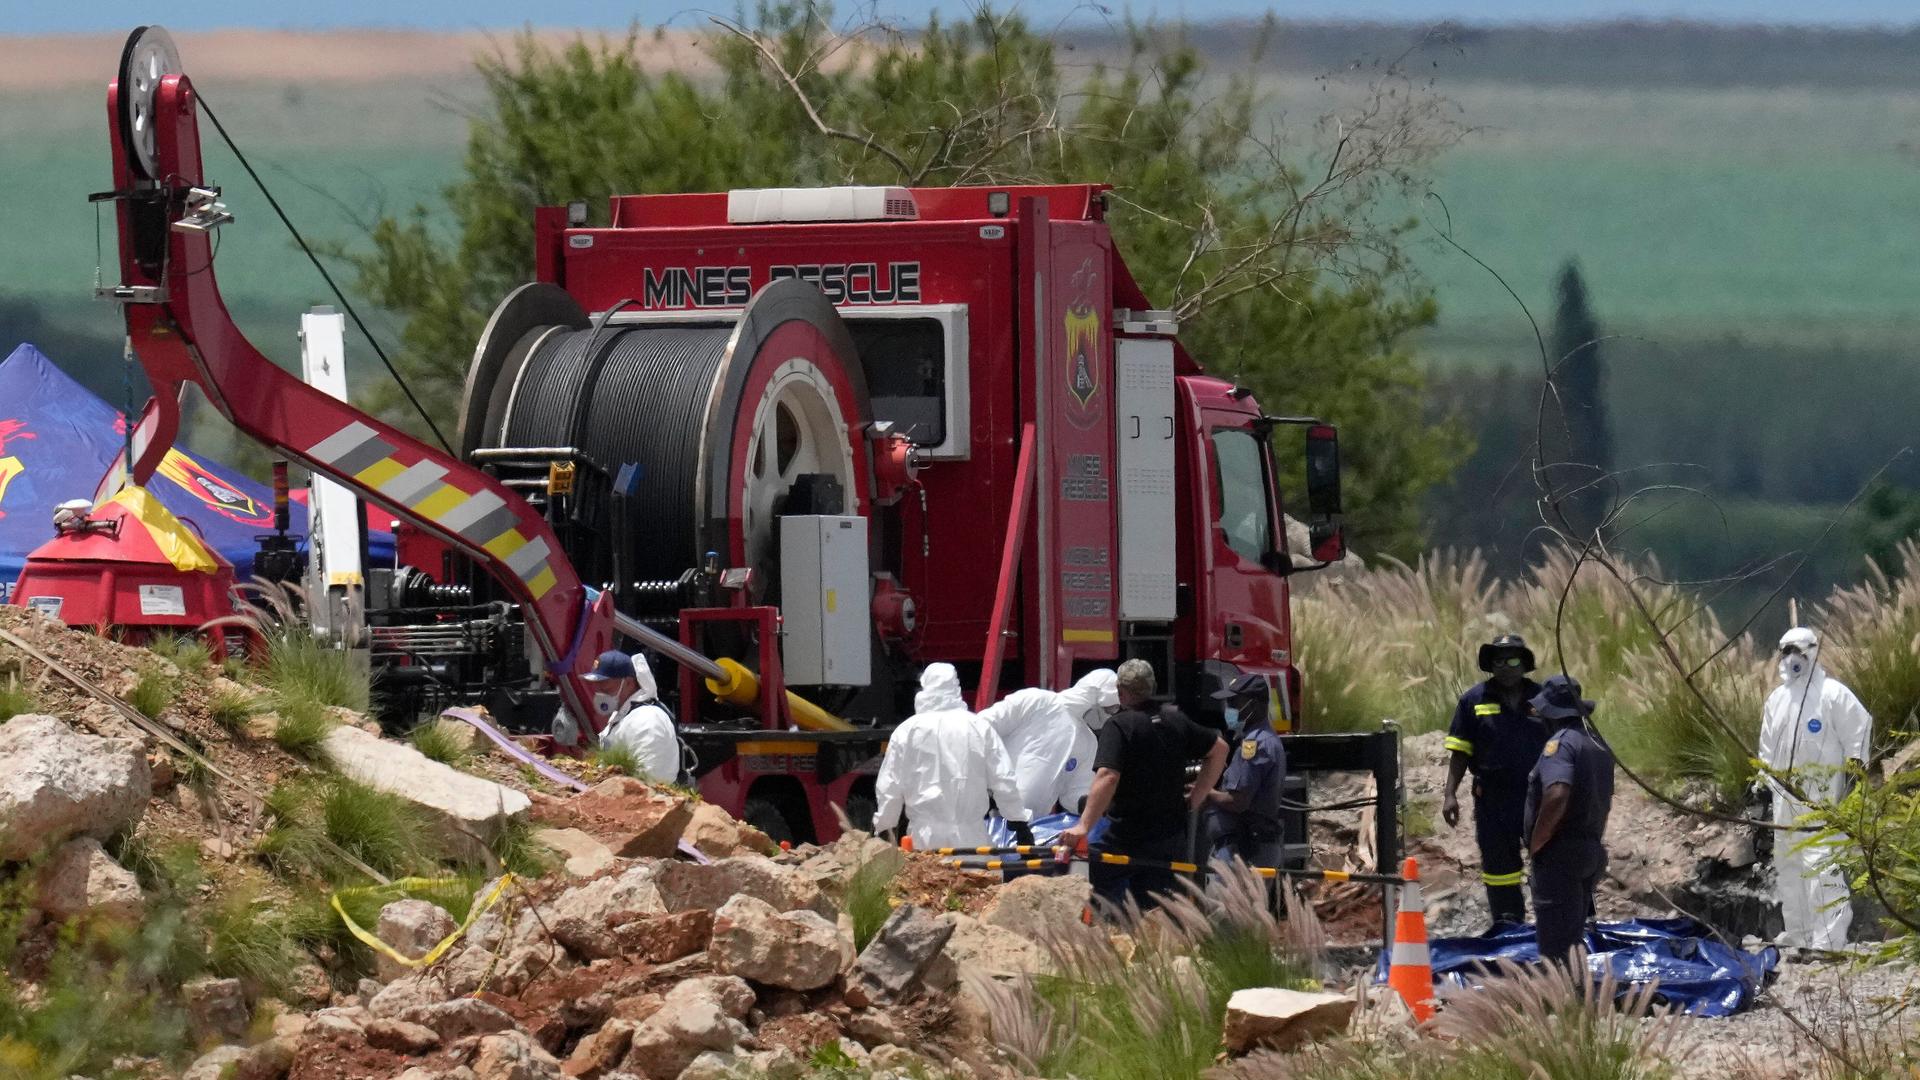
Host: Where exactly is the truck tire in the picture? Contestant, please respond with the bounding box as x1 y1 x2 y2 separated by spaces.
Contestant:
742 798 795 846
842 792 877 833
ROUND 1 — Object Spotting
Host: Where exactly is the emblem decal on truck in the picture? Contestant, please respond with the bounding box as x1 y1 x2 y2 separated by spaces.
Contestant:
1063 258 1102 430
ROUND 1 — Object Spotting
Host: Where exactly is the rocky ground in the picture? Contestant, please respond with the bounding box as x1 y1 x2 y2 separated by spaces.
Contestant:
1 610 1915 1080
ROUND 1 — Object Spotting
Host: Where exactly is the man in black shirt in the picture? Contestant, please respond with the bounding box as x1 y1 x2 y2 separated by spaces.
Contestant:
1059 659 1228 912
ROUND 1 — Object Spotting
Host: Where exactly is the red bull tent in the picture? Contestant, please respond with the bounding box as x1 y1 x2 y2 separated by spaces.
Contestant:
0 343 392 598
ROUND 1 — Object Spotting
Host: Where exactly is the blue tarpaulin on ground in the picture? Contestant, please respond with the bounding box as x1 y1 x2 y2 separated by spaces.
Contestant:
0 343 392 593
1376 917 1779 1018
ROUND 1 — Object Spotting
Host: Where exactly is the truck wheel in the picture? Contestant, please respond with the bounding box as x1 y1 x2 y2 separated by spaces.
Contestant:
742 798 795 846
843 793 877 833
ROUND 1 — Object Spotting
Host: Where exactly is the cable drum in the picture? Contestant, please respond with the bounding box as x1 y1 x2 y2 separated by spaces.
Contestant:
461 278 875 599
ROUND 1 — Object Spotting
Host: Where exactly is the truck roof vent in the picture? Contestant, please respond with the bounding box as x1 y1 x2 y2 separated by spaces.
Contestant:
727 186 919 224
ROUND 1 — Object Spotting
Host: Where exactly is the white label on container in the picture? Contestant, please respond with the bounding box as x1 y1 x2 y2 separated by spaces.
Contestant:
138 584 186 617
25 596 63 619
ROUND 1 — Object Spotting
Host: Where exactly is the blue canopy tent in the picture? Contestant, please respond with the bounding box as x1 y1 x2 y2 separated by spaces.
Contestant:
0 343 393 597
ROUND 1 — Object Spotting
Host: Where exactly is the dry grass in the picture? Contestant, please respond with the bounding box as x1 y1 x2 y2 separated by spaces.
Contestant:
982 863 1323 1080
1293 547 1771 803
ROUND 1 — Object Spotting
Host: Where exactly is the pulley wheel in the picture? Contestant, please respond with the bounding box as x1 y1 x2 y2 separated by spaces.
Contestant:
117 26 182 182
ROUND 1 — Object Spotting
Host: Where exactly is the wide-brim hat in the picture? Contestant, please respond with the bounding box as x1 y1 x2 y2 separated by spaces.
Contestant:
1530 674 1594 721
1478 634 1537 674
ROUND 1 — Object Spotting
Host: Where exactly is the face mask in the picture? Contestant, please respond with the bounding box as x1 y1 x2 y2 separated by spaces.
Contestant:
1224 706 1244 735
593 693 619 717
1778 655 1809 683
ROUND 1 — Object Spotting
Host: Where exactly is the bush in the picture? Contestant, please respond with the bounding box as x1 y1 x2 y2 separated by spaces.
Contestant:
845 856 900 953
0 675 36 722
209 685 263 735
270 697 337 760
590 743 641 777
146 632 210 675
1292 546 1771 808
409 720 474 766
263 627 370 713
261 776 434 883
989 863 1322 1080
487 812 555 880
204 890 307 999
126 668 176 721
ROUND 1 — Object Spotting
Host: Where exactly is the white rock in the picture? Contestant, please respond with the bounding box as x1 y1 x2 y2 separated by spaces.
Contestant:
0 716 150 860
709 894 849 990
1221 986 1356 1053
982 873 1090 942
654 855 828 916
472 1030 561 1080
322 725 530 852
34 836 143 921
184 976 250 1044
181 1045 249 1080
374 898 458 981
534 827 618 878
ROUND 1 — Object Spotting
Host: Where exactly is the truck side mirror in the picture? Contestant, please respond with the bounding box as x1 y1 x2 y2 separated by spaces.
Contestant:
1305 424 1345 564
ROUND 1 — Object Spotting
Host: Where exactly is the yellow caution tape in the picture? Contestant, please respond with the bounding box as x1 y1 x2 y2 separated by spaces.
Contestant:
330 873 516 970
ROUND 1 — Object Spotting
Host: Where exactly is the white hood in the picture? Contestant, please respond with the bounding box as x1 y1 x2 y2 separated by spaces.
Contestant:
1055 669 1119 730
632 653 659 701
915 663 966 714
1777 626 1822 686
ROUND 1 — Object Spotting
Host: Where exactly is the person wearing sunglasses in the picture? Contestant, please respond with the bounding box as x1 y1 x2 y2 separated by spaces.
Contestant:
1758 626 1871 953
1442 633 1549 929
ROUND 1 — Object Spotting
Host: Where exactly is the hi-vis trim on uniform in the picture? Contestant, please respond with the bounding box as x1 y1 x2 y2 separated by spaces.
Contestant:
1474 703 1503 716
307 423 555 599
1482 869 1526 887
1444 736 1474 755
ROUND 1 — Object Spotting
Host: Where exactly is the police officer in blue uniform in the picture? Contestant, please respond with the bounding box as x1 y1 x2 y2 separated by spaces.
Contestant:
1524 674 1615 968
1442 634 1547 927
1205 673 1287 869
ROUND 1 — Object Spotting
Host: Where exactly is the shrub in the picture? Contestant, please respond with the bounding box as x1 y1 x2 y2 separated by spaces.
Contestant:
270 697 337 760
204 890 306 999
590 743 640 777
486 812 555 880
209 685 263 735
0 675 36 722
261 776 434 884
845 856 900 952
409 720 474 766
146 632 211 674
126 668 176 721
993 863 1323 1080
263 627 370 713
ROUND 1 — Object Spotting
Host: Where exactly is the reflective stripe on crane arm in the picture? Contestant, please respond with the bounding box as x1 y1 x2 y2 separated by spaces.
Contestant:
103 64 613 727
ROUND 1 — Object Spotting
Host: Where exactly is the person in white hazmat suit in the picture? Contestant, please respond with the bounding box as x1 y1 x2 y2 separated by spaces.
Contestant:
874 663 1033 850
550 650 682 782
977 668 1119 820
1759 627 1871 951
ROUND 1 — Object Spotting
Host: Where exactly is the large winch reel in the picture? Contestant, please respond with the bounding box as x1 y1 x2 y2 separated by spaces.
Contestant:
458 279 874 608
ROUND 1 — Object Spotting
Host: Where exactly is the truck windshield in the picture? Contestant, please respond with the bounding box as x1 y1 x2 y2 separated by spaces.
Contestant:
1211 428 1273 564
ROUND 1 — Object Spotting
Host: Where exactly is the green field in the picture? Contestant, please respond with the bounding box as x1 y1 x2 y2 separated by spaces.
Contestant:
4 23 1917 602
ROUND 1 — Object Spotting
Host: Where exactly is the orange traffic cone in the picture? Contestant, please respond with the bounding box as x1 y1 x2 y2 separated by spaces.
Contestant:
900 835 914 852
1387 856 1437 1023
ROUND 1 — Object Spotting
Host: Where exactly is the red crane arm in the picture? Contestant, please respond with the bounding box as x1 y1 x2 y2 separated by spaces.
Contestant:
100 34 612 729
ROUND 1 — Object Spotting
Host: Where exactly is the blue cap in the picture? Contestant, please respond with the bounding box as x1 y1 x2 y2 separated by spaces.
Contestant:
582 650 636 683
1530 674 1594 721
1211 672 1267 701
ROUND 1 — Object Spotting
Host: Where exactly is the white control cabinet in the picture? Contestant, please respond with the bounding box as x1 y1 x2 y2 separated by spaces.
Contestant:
1116 337 1177 621
779 515 872 685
